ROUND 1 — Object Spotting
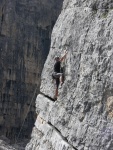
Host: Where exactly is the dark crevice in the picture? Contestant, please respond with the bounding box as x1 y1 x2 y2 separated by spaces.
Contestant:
38 93 78 149
1 9 4 23
39 93 78 149
0 34 5 37
40 92 56 102
48 121 78 150
0 5 5 35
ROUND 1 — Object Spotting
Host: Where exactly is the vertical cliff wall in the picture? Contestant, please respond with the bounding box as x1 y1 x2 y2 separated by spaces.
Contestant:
26 0 113 150
0 0 63 141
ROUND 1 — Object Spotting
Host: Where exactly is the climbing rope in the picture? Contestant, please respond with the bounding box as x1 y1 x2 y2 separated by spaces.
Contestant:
15 84 38 144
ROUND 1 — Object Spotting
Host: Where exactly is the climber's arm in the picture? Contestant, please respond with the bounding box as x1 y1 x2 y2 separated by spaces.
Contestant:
60 50 68 62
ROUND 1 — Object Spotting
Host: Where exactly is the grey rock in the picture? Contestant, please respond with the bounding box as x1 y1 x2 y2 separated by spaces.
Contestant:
27 0 113 149
26 116 75 150
0 139 16 150
0 0 63 140
35 94 54 122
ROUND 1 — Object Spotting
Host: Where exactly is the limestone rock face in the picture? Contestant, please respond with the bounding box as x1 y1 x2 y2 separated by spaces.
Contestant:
0 0 63 141
0 138 16 150
26 0 113 150
0 141 16 150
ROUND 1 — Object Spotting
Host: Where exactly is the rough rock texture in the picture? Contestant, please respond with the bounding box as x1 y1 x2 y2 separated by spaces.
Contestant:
26 0 113 150
0 140 16 150
0 0 63 141
0 136 17 150
0 136 25 150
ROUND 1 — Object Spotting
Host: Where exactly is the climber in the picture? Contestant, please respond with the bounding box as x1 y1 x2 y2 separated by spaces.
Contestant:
52 50 68 100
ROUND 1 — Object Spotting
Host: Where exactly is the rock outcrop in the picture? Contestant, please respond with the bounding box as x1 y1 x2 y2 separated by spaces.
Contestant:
0 140 16 150
0 0 63 141
0 136 16 150
26 0 113 149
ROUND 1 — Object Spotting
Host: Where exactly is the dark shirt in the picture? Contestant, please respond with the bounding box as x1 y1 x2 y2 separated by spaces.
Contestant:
54 61 61 73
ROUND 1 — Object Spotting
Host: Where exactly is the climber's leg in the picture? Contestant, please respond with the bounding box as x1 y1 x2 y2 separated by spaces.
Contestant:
54 88 58 100
54 78 60 100
60 67 65 86
60 74 64 86
56 73 63 86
